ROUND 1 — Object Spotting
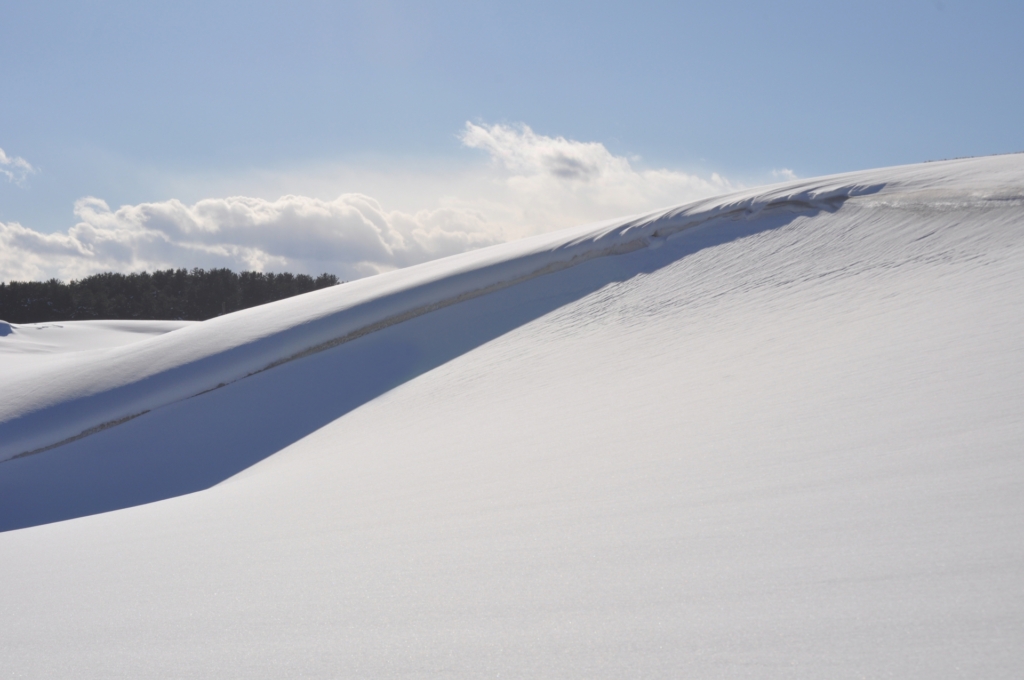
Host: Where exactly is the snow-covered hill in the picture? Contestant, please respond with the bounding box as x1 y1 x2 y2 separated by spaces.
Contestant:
1 155 1022 677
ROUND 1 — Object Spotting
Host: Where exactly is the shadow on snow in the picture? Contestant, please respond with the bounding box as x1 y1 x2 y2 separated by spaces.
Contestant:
0 210 805 532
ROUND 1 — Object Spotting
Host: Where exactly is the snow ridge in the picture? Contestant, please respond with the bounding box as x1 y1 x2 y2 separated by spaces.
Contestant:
1 154 1020 462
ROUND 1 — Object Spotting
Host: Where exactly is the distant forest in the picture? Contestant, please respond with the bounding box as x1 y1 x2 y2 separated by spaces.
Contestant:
0 269 341 324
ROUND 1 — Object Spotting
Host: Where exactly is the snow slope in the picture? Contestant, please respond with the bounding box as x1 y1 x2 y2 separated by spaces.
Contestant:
1 154 1023 677
0 320 194 377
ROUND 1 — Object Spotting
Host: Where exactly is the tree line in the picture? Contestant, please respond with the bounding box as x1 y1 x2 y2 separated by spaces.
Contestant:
0 269 341 323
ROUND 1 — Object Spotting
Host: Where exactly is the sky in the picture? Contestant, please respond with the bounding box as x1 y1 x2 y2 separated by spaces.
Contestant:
1 0 1022 281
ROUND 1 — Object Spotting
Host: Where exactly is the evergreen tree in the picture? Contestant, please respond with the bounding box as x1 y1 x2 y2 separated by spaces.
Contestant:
0 270 341 324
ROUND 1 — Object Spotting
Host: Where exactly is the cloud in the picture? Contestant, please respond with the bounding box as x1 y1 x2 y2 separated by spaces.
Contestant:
461 122 625 181
1 194 498 282
0 147 36 187
458 122 734 232
772 168 798 182
1 123 736 282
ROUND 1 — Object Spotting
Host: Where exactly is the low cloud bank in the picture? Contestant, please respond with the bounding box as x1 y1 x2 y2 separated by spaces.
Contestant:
1 124 734 282
1 194 496 282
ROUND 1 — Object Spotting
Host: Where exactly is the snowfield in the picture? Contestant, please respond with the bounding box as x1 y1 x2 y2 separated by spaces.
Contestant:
1 154 1023 677
0 319 195 377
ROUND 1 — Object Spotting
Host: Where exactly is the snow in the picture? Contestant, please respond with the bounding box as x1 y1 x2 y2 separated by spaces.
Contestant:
1 154 1023 677
0 320 194 376
3 154 1015 462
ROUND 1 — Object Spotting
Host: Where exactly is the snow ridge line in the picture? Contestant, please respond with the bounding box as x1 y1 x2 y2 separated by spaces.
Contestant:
1 240 653 464
253 239 651 375
0 185 879 462
8 410 152 461
239 192 856 377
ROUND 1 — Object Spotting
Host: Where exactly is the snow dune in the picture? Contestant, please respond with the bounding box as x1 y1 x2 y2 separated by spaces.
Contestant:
0 171 887 463
0 320 194 375
1 154 1022 677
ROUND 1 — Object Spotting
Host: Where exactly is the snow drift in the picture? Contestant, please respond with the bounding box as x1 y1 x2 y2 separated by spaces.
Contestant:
0 154 1022 678
7 155 1006 461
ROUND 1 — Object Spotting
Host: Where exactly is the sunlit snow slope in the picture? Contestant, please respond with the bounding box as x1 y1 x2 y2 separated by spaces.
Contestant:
1 155 1022 678
0 320 195 376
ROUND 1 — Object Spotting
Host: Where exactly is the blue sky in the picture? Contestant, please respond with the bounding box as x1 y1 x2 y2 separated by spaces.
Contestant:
1 0 1022 280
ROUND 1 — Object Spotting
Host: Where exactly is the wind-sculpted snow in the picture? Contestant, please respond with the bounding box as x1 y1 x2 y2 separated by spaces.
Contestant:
0 170 884 461
1 154 1024 677
9 154 1021 462
0 320 193 365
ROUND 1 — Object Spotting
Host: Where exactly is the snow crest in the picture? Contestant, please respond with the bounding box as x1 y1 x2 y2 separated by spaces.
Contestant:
1 154 1021 462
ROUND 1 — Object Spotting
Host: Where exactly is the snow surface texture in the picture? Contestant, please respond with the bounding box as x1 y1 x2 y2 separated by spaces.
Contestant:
1 155 1023 677
0 320 194 376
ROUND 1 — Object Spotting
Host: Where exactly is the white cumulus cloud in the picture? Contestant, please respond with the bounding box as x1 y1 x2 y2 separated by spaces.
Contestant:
1 124 736 282
1 194 497 282
0 147 36 187
458 122 734 233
